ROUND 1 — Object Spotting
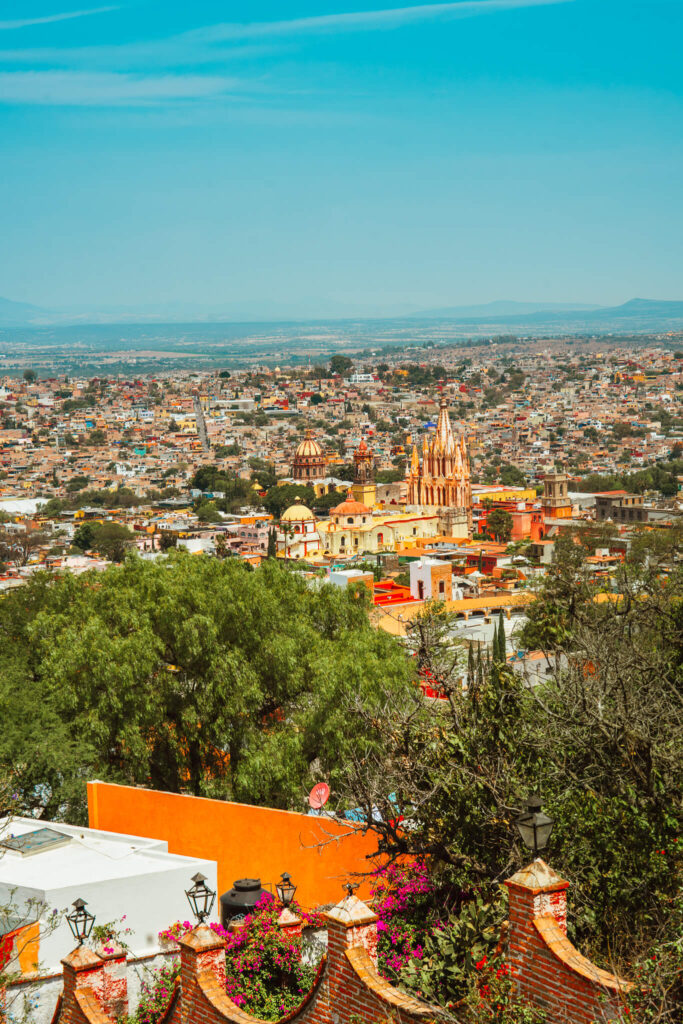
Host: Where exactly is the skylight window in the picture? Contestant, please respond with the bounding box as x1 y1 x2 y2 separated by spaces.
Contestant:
0 828 71 857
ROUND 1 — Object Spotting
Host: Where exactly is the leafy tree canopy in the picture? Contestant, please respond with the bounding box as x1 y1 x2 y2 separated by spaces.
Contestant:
0 556 413 824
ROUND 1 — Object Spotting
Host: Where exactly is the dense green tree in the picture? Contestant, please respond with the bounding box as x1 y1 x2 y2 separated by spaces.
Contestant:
190 465 258 512
194 499 222 523
72 522 96 551
498 463 526 487
486 508 513 542
90 522 136 561
262 483 315 518
329 354 354 375
0 556 414 821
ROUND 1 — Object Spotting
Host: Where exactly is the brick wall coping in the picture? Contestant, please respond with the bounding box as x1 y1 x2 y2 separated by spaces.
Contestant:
345 947 436 1019
8 946 177 988
533 916 632 994
504 859 570 896
75 988 112 1024
61 948 102 973
177 925 223 952
324 894 378 928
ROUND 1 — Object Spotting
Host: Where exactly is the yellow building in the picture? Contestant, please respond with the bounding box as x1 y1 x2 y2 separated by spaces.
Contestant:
473 486 537 503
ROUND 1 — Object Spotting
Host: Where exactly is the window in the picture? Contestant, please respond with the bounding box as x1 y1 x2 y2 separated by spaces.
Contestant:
438 580 445 594
0 828 71 856
348 517 354 524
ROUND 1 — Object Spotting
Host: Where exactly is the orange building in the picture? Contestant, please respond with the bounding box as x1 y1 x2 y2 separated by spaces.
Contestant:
88 782 380 909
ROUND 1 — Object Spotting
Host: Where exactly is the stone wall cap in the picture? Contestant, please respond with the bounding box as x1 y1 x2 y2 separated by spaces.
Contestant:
277 907 302 927
324 894 378 927
61 946 102 971
175 923 225 951
505 858 570 893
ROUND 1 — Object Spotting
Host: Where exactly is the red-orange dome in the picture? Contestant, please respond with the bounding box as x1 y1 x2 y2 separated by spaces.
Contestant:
331 490 371 516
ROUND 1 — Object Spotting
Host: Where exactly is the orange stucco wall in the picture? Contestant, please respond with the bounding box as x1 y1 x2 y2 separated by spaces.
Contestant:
88 782 380 909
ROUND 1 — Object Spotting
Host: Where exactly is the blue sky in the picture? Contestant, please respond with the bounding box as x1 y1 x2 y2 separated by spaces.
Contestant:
0 0 682 316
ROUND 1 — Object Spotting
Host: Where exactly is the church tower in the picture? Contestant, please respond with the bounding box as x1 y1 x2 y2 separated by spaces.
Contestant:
351 438 376 507
406 396 472 534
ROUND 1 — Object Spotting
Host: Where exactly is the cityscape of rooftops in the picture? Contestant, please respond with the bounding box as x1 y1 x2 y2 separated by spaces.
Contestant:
0 2 681 1023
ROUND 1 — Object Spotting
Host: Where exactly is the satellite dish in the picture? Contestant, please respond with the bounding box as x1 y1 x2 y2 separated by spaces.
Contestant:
309 782 330 810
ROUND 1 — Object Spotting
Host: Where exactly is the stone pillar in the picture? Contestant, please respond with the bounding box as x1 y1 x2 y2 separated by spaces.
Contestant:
61 947 106 1024
504 859 631 1023
504 859 570 1007
176 926 226 1024
324 891 379 1017
95 940 128 1020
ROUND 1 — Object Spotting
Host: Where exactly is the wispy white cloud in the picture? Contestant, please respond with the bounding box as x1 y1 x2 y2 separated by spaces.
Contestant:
0 6 118 31
0 0 573 106
186 0 573 43
0 69 242 105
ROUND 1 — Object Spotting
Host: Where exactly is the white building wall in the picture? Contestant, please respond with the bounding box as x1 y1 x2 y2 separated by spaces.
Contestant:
0 819 217 975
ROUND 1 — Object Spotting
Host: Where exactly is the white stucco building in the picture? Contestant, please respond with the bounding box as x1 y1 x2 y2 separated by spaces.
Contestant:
0 818 217 974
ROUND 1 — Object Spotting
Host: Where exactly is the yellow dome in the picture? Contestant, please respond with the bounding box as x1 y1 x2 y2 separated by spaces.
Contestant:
281 503 315 522
295 431 323 459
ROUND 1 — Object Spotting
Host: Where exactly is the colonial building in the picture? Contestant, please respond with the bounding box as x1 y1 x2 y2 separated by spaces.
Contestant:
406 396 472 534
317 491 439 557
290 430 327 482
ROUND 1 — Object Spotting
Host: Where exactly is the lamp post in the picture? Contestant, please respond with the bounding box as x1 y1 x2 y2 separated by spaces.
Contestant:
67 898 95 946
515 795 554 858
276 872 297 908
185 873 216 924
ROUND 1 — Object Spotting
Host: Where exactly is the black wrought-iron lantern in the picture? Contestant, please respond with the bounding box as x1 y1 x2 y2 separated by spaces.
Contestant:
67 898 95 946
276 872 297 908
515 795 554 857
185 872 216 924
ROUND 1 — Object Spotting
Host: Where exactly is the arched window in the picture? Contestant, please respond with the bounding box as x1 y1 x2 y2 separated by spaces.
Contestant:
347 517 354 524
377 532 384 544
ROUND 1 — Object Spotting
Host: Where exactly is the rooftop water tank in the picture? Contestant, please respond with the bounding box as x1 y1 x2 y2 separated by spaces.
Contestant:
219 878 267 928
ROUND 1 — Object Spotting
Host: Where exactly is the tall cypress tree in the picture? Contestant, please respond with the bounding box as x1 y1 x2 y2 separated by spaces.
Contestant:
267 527 277 559
497 610 506 662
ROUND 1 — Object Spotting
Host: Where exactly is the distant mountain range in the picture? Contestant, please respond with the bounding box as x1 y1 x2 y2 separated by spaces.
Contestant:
0 295 50 326
2 295 683 333
409 300 603 318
